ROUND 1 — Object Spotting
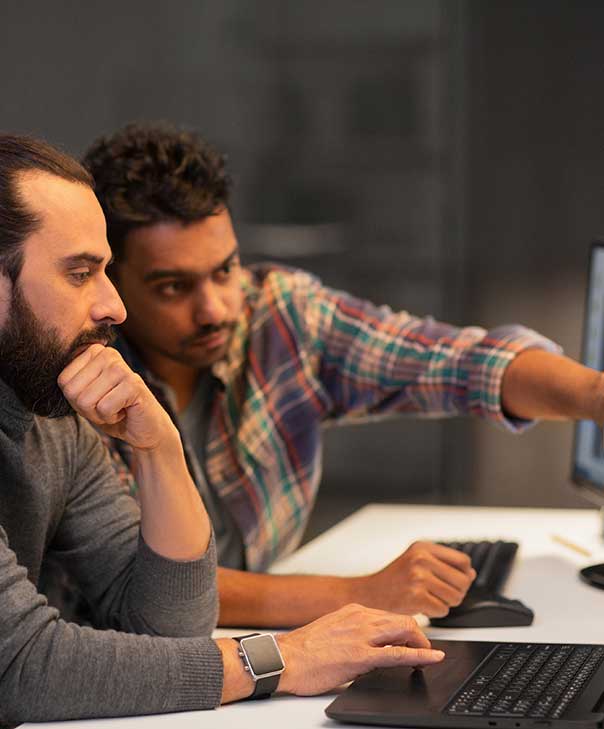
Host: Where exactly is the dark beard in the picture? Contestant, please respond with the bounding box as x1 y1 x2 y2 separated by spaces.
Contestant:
0 284 116 418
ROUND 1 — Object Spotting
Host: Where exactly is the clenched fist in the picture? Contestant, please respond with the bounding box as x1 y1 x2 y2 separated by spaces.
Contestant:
57 343 175 451
356 541 476 617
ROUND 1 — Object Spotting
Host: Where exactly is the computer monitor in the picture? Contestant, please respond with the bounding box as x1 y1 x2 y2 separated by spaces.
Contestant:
572 241 604 587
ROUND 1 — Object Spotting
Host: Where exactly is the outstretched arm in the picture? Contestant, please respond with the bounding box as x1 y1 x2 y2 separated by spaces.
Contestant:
279 270 560 430
501 349 604 423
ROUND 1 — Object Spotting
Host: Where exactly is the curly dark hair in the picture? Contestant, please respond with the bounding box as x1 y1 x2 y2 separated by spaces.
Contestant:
83 122 232 261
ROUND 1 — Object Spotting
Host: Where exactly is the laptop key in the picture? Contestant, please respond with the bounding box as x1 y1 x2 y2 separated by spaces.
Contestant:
468 651 514 684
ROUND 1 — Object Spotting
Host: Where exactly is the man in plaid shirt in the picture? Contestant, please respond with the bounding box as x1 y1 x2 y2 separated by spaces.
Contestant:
81 122 593 628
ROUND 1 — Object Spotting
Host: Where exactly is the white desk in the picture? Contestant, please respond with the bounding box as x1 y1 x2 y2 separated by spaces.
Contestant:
27 505 604 729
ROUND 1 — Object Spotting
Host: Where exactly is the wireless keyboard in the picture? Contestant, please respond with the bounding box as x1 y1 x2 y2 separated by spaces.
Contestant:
429 540 534 628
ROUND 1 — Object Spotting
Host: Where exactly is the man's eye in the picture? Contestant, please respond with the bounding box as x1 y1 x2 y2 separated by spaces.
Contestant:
69 270 91 284
156 281 189 297
216 260 238 280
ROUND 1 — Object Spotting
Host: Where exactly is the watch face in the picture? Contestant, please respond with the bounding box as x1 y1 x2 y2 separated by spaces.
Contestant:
240 635 285 678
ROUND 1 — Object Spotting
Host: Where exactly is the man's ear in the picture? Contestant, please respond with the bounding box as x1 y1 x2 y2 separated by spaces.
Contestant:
0 271 12 329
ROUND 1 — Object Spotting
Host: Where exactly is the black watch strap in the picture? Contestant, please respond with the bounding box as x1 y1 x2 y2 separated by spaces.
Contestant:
248 671 281 699
234 633 283 699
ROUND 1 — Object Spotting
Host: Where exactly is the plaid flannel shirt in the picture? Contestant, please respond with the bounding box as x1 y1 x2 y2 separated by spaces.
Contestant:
105 264 560 571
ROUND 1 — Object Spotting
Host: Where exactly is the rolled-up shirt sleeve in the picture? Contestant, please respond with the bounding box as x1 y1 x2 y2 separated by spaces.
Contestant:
288 271 561 432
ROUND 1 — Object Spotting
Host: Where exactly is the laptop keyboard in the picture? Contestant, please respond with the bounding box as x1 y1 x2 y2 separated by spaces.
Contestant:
446 643 604 719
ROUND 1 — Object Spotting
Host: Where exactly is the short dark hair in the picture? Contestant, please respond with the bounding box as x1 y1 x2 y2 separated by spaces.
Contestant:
83 122 231 262
0 134 92 281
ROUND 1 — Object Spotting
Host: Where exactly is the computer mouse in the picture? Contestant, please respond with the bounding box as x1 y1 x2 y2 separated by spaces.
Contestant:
429 594 534 629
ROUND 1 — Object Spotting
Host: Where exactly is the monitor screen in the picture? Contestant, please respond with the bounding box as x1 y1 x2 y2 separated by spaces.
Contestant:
573 242 604 505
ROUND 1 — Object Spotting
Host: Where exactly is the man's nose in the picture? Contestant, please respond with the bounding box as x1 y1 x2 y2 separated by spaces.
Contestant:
91 275 127 325
193 281 227 325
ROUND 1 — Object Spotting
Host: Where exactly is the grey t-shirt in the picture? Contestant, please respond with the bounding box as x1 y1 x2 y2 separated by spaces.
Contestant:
176 375 245 570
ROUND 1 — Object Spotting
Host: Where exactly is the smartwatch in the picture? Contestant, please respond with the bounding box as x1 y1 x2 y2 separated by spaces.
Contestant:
234 633 285 699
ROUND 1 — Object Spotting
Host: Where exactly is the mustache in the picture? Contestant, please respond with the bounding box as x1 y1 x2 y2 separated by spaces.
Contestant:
66 324 117 360
181 322 236 347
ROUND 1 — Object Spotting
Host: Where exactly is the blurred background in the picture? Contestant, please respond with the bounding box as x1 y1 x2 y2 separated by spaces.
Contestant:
4 0 604 538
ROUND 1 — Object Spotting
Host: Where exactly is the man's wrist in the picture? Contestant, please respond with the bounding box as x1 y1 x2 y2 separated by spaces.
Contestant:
131 422 182 457
274 634 294 694
346 574 374 609
217 638 255 703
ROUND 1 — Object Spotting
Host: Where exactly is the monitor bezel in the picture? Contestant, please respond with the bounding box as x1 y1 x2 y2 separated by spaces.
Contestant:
571 239 604 506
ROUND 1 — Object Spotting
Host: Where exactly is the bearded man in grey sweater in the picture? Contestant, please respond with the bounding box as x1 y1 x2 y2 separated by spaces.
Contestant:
0 134 445 726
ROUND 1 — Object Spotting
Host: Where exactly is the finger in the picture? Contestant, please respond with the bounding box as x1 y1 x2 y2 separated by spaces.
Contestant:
423 573 467 607
95 379 141 424
372 646 445 668
412 593 451 618
424 556 476 592
426 544 475 573
369 616 432 649
63 366 126 420
57 343 108 388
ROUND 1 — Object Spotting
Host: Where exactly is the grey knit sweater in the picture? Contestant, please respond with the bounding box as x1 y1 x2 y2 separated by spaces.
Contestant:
0 377 223 726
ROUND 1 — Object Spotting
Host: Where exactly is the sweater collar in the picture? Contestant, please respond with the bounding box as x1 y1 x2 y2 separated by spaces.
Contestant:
0 376 35 438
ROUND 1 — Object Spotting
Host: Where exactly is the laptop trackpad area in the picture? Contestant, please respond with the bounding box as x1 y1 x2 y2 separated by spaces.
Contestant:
326 640 493 723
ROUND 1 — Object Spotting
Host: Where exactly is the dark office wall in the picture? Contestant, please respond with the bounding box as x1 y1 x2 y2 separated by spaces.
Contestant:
1 2 273 189
2 1 455 520
444 0 604 508
3 1 604 520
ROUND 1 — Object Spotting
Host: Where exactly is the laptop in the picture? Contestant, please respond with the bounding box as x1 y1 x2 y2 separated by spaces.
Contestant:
325 638 604 727
326 243 604 728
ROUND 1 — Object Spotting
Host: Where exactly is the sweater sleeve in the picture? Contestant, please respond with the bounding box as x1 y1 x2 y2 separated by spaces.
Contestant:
289 271 561 433
0 419 223 724
52 417 219 638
